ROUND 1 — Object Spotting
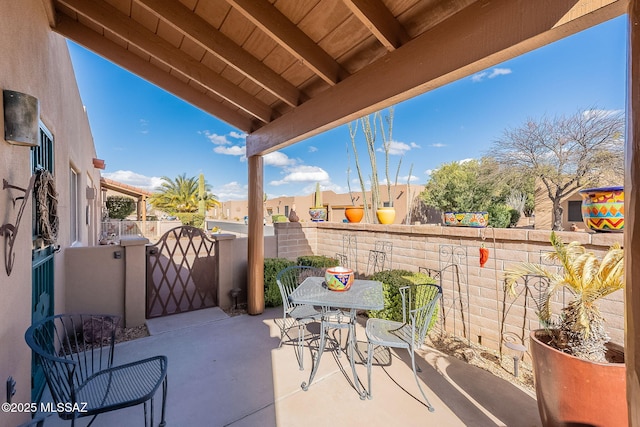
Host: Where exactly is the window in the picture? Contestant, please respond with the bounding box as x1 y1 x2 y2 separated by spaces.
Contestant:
31 123 54 174
567 200 583 222
70 167 79 243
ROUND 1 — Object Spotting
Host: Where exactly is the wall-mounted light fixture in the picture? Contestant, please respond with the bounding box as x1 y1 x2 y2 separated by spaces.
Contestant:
3 90 40 146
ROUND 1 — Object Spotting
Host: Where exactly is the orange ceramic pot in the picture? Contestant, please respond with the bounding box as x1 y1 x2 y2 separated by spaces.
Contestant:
530 330 627 427
345 206 364 223
376 207 396 224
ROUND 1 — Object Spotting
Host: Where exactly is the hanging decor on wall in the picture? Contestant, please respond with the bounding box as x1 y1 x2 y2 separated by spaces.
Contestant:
0 175 36 275
3 89 40 146
33 169 59 246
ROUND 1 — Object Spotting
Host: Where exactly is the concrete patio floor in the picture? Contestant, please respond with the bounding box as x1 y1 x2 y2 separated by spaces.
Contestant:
38 307 541 427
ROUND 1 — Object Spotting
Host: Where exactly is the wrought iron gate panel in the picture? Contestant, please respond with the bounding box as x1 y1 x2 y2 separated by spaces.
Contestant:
146 226 218 318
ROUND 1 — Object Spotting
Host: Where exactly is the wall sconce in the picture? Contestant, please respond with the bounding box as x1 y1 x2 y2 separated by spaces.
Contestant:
3 90 40 146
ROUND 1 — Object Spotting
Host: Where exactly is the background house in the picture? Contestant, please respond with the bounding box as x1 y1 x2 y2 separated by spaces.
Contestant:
210 184 434 224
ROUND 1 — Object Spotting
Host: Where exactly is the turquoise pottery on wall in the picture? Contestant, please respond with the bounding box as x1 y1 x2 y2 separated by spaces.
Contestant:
324 266 354 291
309 207 327 222
444 212 488 228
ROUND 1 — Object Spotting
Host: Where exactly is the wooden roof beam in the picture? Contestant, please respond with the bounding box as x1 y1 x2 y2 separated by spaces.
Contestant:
225 0 348 85
58 0 273 123
342 0 409 51
246 0 626 156
53 13 255 132
136 0 301 108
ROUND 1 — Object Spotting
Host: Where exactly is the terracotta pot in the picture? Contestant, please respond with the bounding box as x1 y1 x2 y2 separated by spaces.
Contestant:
344 206 364 223
376 207 396 224
529 330 627 427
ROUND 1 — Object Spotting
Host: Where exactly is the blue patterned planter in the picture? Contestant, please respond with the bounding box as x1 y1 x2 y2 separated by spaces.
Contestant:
444 211 488 228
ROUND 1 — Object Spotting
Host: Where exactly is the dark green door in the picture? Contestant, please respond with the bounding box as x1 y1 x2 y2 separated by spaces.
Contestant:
30 123 55 403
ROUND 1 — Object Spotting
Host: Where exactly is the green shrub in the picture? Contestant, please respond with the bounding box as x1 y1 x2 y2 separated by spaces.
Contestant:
263 258 296 307
272 214 288 223
106 196 136 219
367 270 436 321
509 209 521 227
296 255 339 268
176 213 205 228
488 204 511 228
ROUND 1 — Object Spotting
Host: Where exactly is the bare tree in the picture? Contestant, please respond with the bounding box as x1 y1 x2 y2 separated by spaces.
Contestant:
488 108 624 230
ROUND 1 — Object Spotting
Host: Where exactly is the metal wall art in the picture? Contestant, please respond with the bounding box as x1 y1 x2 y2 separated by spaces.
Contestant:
1 175 35 275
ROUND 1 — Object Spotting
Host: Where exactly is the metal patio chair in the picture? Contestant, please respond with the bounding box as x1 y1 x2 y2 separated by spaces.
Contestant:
365 283 442 411
276 266 323 369
25 314 168 427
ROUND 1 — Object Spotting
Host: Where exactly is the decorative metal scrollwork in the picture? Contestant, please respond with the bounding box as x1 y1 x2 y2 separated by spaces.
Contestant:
0 175 35 275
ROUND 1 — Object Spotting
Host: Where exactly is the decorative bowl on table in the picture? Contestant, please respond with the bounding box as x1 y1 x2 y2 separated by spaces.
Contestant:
324 266 354 292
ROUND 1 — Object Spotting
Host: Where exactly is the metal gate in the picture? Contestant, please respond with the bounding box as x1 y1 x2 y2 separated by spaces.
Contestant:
146 226 219 318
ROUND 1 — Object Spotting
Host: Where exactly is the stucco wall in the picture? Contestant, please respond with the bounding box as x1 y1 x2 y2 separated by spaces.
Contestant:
273 222 625 357
0 1 101 424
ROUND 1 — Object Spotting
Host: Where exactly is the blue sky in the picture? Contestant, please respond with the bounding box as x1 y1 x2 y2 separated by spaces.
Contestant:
68 15 627 201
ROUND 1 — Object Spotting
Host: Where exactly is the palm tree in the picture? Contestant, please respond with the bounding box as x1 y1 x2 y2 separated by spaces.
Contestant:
504 231 623 362
150 174 220 214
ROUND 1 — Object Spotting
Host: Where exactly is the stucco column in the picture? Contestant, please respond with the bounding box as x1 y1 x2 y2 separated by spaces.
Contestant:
212 233 238 309
120 236 149 327
247 155 264 315
626 3 640 425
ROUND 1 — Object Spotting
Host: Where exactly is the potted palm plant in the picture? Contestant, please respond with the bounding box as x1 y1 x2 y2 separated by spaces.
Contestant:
504 232 626 427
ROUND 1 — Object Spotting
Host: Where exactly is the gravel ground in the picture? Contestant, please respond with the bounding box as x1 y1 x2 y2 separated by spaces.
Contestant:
426 331 535 394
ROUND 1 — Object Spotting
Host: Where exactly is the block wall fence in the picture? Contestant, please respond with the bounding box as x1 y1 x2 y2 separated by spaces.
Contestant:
273 222 625 356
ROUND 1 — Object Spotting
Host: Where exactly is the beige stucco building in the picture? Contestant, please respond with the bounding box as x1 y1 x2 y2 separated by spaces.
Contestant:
211 184 437 225
0 2 102 424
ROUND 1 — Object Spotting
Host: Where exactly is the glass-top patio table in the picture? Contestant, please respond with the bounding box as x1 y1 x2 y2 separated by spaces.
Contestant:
288 276 384 399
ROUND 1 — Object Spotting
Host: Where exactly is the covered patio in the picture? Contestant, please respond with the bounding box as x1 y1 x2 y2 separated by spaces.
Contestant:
43 0 639 423
39 307 539 426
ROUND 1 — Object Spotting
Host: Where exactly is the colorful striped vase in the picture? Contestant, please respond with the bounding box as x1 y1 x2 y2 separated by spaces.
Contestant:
579 186 624 232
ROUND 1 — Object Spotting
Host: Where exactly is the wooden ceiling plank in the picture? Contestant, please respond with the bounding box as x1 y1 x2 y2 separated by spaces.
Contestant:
53 13 255 132
58 0 273 123
226 0 348 85
246 0 626 156
342 0 409 50
136 0 300 107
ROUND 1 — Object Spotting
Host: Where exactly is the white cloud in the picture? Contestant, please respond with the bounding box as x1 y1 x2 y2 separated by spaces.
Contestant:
582 109 624 119
489 68 512 78
410 142 421 149
102 170 164 191
399 174 420 183
425 169 433 176
205 132 231 145
308 146 318 153
270 165 329 186
471 72 487 82
376 140 414 155
264 151 296 167
139 119 149 134
471 67 512 82
214 145 246 156
430 143 447 148
229 131 246 139
211 181 248 201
